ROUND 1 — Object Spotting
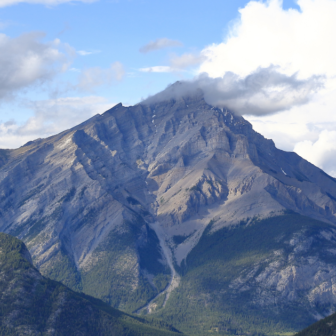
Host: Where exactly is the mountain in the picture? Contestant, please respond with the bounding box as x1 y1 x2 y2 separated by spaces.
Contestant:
295 310 336 336
1 85 336 334
0 232 182 335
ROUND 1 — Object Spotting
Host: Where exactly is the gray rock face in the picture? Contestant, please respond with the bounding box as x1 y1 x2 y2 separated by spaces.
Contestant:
1 87 336 322
230 228 336 312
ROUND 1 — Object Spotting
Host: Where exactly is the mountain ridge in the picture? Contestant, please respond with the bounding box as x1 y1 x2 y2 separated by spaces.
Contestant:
0 232 182 335
2 86 336 334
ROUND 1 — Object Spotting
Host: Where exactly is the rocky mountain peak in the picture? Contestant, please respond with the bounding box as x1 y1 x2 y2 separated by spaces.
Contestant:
2 83 336 334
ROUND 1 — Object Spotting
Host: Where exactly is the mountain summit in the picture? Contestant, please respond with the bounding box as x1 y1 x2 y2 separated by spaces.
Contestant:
1 86 336 334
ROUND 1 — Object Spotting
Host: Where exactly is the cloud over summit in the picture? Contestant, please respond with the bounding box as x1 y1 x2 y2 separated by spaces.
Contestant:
193 0 336 176
144 66 323 116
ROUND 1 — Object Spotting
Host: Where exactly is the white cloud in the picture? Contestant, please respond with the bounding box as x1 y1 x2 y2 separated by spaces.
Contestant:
199 67 323 116
77 50 101 56
77 62 125 91
69 67 80 72
139 38 183 53
144 68 323 116
245 79 336 151
0 0 96 7
170 53 206 70
294 130 336 177
0 96 114 148
139 66 173 73
139 53 205 74
200 0 336 79
197 0 336 176
0 32 72 100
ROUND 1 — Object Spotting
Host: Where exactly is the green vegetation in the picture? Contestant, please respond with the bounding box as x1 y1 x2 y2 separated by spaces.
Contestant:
151 293 166 311
41 247 82 291
78 217 170 313
74 207 99 232
155 213 334 335
23 207 170 315
173 235 190 245
153 274 171 292
5 206 334 335
0 232 182 336
295 311 336 336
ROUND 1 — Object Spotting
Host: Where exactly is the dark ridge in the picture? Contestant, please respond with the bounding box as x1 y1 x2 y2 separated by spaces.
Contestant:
0 232 182 336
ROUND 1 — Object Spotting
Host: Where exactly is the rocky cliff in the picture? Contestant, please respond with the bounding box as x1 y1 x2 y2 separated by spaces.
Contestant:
1 86 336 334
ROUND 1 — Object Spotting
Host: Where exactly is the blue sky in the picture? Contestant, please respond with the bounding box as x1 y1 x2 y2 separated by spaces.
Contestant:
2 0 336 177
0 0 300 109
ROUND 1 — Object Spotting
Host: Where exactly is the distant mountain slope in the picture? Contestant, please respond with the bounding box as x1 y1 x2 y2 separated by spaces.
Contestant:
155 212 336 335
0 232 181 336
296 311 336 336
2 85 336 334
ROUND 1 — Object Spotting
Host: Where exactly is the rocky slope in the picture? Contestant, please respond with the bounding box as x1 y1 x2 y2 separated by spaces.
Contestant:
0 232 182 335
1 85 336 334
157 212 336 335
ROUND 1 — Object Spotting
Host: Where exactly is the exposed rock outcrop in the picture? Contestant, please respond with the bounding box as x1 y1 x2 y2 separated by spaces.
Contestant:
1 87 336 334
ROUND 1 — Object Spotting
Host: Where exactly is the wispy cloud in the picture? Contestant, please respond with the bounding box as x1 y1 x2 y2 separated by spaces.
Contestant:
0 0 97 7
0 96 114 148
139 52 205 74
77 61 125 91
139 38 183 54
77 49 101 56
170 53 206 70
139 66 173 73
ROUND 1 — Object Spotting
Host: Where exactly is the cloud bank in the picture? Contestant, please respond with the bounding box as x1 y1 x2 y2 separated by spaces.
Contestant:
139 38 183 53
194 0 336 176
294 130 336 177
144 66 323 116
199 0 336 79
